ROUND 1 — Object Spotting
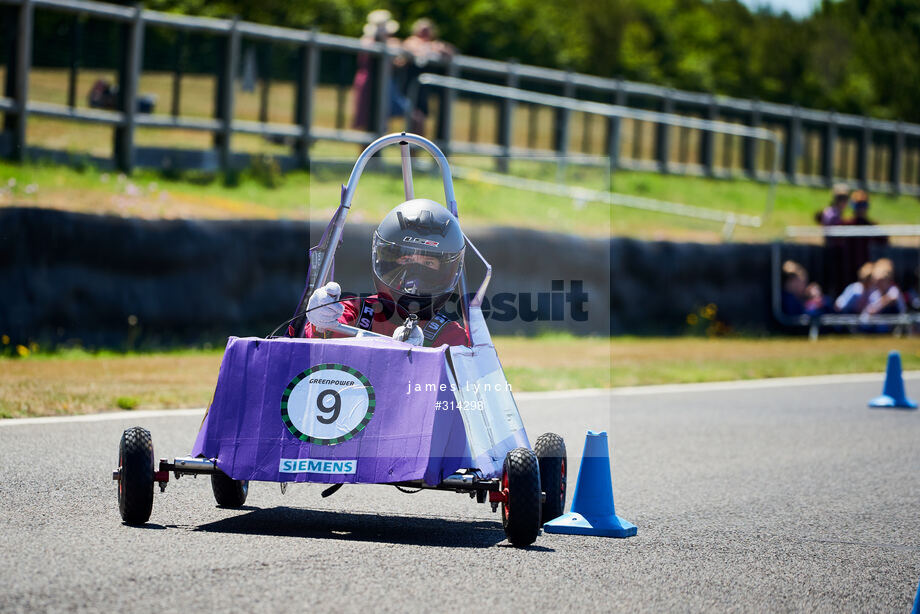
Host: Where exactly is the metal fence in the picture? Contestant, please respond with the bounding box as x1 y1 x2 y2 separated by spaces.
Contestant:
2 0 920 196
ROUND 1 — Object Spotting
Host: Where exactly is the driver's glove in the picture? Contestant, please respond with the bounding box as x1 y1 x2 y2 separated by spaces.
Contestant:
392 324 424 346
306 282 344 332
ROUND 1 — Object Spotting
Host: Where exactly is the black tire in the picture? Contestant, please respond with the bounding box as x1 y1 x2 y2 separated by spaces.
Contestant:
501 447 542 546
534 433 567 525
211 471 249 508
117 427 155 525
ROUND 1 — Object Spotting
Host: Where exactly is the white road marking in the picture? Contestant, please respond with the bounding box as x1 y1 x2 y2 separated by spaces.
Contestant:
0 407 206 427
2 371 916 426
514 371 920 400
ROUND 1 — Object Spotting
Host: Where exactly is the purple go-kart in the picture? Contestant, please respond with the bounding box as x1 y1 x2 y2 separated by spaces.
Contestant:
113 133 566 546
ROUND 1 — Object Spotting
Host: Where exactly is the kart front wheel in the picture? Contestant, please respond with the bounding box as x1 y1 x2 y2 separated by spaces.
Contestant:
117 427 155 525
501 447 542 546
211 471 249 508
534 432 567 524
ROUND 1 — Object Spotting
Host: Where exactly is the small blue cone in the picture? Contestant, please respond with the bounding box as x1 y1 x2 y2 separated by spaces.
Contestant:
543 430 637 538
912 577 920 614
869 351 917 409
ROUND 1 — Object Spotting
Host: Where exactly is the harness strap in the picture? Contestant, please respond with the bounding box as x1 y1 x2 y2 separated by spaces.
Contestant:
422 311 451 346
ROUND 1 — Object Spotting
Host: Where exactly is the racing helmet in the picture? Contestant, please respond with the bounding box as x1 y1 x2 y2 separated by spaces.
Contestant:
372 198 465 318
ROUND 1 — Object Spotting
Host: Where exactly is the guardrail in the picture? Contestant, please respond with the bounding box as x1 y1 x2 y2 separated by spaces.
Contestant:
421 73 781 227
1 0 919 196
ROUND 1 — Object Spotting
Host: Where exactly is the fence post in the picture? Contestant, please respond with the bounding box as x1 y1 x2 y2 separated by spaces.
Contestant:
785 106 801 184
4 0 33 161
655 90 674 173
552 69 574 160
822 112 837 187
258 43 272 124
373 46 392 137
890 122 904 194
435 58 457 155
606 79 626 172
170 30 185 117
743 101 761 178
214 18 240 172
114 6 144 173
497 60 519 172
700 96 717 177
67 15 83 109
294 30 318 169
857 118 871 189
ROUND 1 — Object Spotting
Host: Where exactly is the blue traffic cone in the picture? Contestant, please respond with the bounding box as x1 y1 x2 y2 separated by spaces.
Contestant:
869 351 917 409
543 430 637 538
912 577 919 614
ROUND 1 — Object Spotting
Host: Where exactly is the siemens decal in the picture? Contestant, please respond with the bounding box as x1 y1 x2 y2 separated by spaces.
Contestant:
279 458 357 474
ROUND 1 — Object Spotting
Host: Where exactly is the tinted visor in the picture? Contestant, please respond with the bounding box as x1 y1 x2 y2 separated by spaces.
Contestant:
373 234 464 297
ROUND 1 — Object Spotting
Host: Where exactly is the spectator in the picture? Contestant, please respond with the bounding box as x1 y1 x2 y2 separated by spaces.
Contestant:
782 260 828 317
804 282 830 315
816 183 850 226
351 10 407 134
834 261 873 314
815 183 850 297
403 18 455 135
905 267 920 311
848 190 876 226
863 258 906 315
781 260 809 316
843 189 888 282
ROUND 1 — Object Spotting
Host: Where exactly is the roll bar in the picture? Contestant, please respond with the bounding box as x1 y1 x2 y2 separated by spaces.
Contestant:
312 132 492 342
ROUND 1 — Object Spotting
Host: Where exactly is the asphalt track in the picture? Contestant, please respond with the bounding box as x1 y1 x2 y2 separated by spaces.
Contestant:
2 374 919 612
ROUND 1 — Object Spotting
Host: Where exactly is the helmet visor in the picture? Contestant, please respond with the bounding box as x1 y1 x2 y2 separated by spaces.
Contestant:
373 234 464 297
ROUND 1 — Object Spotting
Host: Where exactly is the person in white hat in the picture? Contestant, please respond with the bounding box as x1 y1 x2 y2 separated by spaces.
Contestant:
352 10 407 133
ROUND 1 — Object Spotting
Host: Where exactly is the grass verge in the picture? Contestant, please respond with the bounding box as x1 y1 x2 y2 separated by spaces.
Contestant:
2 335 919 418
4 156 919 242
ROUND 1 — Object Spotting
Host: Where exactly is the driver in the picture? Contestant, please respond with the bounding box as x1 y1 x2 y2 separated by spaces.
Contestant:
304 198 468 347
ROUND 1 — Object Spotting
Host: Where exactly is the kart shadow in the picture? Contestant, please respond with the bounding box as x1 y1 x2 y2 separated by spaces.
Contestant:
193 506 552 550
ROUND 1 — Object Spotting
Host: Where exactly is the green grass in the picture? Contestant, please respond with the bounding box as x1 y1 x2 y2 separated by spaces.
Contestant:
2 335 919 417
4 155 919 241
5 68 919 241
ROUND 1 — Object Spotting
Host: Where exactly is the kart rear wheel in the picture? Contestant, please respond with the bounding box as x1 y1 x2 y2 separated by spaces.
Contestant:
501 447 542 546
117 427 155 525
534 432 567 524
211 471 249 508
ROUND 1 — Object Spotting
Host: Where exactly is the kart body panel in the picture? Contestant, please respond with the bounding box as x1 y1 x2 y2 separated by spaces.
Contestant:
192 305 528 485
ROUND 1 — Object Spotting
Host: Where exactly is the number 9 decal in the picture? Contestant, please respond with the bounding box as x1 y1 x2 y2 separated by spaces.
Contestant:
281 364 376 445
315 389 342 424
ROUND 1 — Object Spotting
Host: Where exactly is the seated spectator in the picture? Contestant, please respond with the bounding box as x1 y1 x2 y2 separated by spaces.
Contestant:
804 282 830 315
834 261 874 314
781 260 809 316
863 258 906 315
905 267 920 311
782 260 828 317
